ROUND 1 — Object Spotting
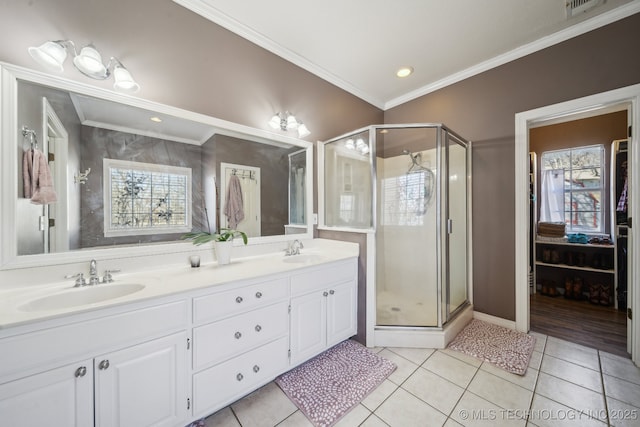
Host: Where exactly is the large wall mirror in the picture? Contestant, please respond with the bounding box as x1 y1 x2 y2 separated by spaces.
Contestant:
1 63 313 269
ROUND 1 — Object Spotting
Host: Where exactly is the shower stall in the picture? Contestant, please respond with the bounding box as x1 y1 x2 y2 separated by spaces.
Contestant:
320 124 472 347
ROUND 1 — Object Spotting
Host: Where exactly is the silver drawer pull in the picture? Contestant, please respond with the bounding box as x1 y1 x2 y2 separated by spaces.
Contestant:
235 296 243 303
75 366 87 378
98 360 110 370
234 331 242 339
253 365 260 373
329 290 335 295
255 291 262 298
255 325 262 332
323 291 328 297
236 373 244 381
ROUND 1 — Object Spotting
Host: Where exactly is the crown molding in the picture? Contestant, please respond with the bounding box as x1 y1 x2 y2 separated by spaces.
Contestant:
174 0 640 111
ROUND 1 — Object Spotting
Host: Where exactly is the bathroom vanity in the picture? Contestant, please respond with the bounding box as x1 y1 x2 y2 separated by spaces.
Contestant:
0 239 358 426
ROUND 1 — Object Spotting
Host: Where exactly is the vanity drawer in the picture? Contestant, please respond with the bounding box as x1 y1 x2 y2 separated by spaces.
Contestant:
193 336 289 416
290 258 357 297
193 277 288 324
193 301 289 370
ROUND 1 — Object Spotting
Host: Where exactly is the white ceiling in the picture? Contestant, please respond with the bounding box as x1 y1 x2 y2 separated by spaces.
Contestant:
174 0 640 110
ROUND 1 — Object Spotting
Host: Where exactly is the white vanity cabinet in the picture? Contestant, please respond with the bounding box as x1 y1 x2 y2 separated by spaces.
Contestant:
191 276 290 418
0 299 190 427
289 259 358 366
0 359 94 426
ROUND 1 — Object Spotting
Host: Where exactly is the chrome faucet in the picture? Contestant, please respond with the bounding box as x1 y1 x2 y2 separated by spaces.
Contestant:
88 259 100 285
285 239 304 256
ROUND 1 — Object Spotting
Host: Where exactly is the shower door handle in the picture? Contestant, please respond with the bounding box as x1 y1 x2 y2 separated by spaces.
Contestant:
447 219 453 234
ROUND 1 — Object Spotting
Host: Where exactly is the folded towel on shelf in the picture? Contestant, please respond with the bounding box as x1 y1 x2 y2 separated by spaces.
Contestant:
537 221 565 237
23 148 57 205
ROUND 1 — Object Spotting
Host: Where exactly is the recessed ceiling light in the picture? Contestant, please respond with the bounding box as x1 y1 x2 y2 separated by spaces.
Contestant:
150 116 162 123
396 67 414 78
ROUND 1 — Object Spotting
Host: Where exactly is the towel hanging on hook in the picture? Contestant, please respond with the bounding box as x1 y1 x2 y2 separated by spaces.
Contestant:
21 125 57 205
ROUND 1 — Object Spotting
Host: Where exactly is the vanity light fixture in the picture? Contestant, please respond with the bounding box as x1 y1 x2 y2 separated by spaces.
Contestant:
28 40 140 93
344 137 369 155
268 112 311 138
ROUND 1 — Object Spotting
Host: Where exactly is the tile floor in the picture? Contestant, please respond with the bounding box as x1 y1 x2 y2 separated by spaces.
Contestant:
200 333 640 427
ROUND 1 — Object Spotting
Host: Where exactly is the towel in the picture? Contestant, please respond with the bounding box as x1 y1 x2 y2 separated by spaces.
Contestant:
224 174 244 229
23 148 57 205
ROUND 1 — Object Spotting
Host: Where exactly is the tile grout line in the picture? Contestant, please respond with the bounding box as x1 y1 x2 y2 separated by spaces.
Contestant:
597 350 612 426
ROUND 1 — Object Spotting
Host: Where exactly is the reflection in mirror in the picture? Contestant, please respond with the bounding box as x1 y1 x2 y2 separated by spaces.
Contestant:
5 65 311 265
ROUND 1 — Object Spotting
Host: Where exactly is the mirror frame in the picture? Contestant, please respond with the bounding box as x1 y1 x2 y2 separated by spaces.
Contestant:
0 62 313 270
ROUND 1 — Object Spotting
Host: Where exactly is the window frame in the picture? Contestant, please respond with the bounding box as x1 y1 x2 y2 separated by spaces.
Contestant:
540 144 606 234
103 158 192 237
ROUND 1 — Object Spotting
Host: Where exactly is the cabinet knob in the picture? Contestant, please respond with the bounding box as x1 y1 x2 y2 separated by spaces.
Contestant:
236 373 244 381
98 360 110 370
253 365 260 373
75 366 87 378
255 324 262 332
329 290 335 295
255 291 262 299
234 331 242 339
235 296 243 303
323 291 328 297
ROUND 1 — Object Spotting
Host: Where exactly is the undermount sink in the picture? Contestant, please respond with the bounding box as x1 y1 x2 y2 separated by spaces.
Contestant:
19 283 146 312
282 253 327 264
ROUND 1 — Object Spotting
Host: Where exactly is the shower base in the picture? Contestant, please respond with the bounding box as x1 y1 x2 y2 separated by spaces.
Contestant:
376 290 437 327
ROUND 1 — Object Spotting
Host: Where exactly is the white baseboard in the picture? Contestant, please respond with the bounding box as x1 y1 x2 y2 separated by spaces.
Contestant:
473 311 516 330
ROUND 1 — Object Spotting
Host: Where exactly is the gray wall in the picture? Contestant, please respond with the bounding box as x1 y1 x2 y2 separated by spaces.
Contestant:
384 12 640 320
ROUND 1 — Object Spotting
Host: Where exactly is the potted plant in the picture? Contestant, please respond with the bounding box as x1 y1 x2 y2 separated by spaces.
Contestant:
182 228 248 265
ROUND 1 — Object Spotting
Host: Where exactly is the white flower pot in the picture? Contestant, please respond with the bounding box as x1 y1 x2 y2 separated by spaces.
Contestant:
214 240 233 265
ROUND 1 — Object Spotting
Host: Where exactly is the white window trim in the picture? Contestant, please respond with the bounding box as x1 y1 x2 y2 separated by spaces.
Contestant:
103 159 192 237
540 144 606 234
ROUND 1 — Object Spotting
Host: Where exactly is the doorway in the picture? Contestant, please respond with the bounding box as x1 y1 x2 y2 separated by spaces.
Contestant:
515 83 640 365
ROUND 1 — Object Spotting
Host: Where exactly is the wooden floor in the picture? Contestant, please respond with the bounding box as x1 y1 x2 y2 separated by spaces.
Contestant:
530 292 629 358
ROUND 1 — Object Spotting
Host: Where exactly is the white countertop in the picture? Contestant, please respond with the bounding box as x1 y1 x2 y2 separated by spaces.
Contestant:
0 239 359 330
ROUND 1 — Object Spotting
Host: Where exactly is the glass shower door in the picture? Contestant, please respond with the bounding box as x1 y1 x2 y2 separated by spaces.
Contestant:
446 133 469 319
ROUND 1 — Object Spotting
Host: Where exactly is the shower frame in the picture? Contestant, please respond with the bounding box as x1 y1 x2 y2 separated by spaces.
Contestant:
318 123 473 348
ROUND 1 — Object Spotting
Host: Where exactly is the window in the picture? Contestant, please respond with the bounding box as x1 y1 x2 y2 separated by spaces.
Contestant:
103 159 191 237
381 171 431 226
540 145 605 233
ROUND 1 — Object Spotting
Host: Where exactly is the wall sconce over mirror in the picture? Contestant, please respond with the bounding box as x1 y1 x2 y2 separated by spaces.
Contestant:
28 40 140 93
268 112 310 138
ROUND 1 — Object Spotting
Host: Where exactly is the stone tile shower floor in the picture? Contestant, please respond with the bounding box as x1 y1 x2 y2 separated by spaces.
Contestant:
198 333 640 427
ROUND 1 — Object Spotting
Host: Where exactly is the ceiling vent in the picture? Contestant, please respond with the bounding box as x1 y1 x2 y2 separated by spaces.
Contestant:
566 0 604 18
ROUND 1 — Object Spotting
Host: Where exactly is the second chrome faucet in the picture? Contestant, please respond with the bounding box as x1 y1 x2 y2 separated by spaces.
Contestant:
67 259 120 287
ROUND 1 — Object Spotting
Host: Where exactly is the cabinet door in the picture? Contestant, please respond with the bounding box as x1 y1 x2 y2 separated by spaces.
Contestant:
0 360 93 427
290 290 327 366
95 332 188 427
327 280 358 348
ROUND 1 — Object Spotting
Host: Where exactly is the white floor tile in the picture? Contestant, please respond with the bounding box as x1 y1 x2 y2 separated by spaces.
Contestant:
451 391 526 426
230 382 297 427
529 394 606 427
479 362 538 391
535 373 606 420
600 353 640 386
334 404 371 427
603 374 640 407
377 349 419 385
467 370 533 412
360 414 390 427
528 351 543 371
540 354 602 392
440 348 483 368
375 388 447 427
204 407 241 427
361 379 398 412
606 396 640 427
423 351 479 388
543 338 599 371
402 366 465 415
529 332 547 354
276 411 313 427
387 347 435 365
443 418 465 427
